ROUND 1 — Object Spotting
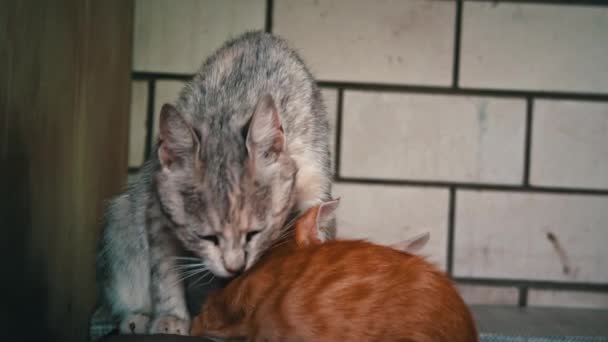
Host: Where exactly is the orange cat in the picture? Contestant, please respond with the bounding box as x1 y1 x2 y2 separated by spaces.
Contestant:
191 200 478 341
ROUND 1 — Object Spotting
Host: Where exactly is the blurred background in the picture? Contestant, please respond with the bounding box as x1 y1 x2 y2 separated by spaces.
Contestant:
2 0 608 341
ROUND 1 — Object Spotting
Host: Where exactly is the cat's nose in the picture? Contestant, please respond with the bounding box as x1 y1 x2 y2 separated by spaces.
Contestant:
223 251 245 275
225 264 245 275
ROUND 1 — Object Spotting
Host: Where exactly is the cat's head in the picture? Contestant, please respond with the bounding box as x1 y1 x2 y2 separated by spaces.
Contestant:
155 94 298 278
191 199 340 338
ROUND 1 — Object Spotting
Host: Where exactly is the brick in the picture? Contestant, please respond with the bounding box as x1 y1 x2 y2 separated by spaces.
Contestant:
531 100 608 189
333 183 449 269
460 2 608 93
134 0 265 73
456 284 519 306
528 289 608 309
129 81 148 167
340 91 526 184
274 0 455 85
453 190 608 283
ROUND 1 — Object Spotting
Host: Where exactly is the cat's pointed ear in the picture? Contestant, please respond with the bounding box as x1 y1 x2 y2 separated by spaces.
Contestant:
316 199 340 234
158 103 200 170
295 199 340 247
391 232 430 254
245 94 285 163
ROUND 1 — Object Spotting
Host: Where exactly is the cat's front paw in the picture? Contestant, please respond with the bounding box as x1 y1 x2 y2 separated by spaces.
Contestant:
119 313 150 334
149 315 190 335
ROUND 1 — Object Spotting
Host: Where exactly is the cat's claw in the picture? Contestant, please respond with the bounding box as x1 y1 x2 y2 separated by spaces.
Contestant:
149 315 190 335
119 313 150 334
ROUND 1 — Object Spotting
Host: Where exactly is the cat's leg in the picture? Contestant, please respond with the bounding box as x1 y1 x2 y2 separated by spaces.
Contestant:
147 223 190 335
98 196 153 335
100 236 152 334
119 313 151 334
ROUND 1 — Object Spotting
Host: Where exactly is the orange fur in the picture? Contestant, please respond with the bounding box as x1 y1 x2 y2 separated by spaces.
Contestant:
192 204 478 341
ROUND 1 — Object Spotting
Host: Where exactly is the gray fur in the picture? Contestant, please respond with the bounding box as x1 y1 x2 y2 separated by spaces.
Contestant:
97 31 334 335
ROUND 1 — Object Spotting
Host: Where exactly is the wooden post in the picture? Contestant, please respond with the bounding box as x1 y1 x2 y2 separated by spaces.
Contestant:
0 1 133 340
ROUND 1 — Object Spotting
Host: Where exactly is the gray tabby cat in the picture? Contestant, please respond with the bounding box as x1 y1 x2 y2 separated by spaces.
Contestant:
97 31 334 336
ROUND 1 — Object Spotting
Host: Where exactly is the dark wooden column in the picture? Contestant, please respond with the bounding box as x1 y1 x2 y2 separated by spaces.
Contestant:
0 1 133 340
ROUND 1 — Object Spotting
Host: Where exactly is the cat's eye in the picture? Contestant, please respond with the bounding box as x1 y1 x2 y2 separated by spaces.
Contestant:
198 234 219 245
246 230 261 243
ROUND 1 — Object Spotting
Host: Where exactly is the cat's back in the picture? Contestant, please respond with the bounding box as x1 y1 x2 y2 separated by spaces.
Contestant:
254 240 478 342
176 31 321 127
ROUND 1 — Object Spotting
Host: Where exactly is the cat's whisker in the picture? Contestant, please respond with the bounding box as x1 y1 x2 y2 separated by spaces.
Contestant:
170 260 204 265
174 264 202 268
275 228 295 240
169 263 207 271
180 267 208 276
269 238 293 250
279 223 295 233
279 218 297 232
169 257 203 265
171 260 205 268
275 230 295 242
200 274 216 287
172 268 209 278
171 273 200 286
273 240 290 248
189 271 213 289
170 256 201 260
273 233 291 244
273 217 297 237
171 266 210 287
281 232 293 239
179 267 210 278
171 261 204 266
278 233 294 242
173 263 206 269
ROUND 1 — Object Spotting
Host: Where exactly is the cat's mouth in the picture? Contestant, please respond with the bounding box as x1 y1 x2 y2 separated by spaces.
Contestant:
223 269 244 278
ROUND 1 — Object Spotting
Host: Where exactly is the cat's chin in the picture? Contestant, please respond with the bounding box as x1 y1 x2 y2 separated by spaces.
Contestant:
206 265 237 279
217 271 244 279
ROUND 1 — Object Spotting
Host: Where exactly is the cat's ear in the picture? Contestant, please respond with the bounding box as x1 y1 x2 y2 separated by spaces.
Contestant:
158 103 200 170
316 199 339 234
390 232 430 254
295 199 339 247
245 94 285 163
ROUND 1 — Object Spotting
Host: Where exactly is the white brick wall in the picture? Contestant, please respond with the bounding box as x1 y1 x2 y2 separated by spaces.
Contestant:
127 0 608 308
333 183 449 270
340 91 526 184
128 81 148 167
274 0 455 85
531 99 608 189
134 0 266 73
460 2 608 93
454 190 608 283
457 284 520 306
